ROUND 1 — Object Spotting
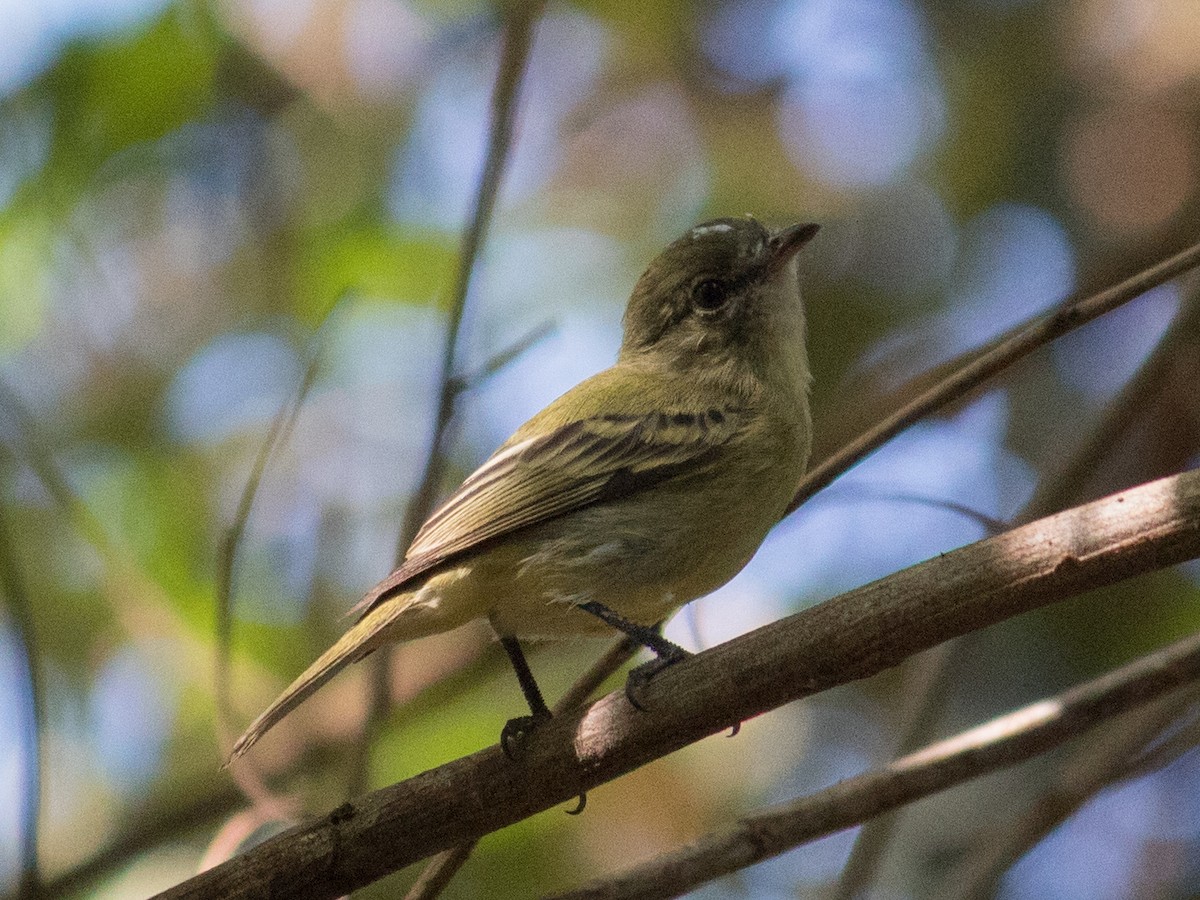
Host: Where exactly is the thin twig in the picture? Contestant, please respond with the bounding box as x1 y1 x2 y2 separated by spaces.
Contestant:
0 458 45 900
350 0 548 798
551 628 1200 900
819 488 1008 534
788 237 1200 514
214 346 323 819
0 378 121 561
1124 696 1200 780
1023 284 1200 521
153 468 1200 900
449 319 557 396
405 636 638 900
396 0 547 563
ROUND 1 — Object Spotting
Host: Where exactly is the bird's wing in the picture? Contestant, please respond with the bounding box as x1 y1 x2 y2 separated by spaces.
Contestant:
351 397 746 618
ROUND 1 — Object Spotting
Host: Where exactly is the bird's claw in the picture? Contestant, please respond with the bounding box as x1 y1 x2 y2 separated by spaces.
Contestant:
501 711 551 759
624 649 691 711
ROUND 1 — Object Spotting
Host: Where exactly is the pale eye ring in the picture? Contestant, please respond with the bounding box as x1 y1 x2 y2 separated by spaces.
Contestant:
692 278 729 311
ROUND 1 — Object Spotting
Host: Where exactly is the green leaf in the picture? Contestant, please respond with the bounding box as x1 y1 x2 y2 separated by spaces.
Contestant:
0 216 52 351
295 223 457 323
45 9 217 176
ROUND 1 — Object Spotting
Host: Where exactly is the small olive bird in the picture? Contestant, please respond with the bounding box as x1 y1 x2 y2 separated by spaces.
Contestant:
229 216 818 761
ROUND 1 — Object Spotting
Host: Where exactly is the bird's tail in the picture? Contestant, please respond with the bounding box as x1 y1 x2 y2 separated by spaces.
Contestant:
226 602 399 764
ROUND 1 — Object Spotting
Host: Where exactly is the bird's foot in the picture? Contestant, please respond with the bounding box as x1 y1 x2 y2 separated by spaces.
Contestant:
501 710 552 759
625 647 691 711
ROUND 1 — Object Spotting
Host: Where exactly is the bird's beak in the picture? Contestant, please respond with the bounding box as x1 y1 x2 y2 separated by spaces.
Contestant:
764 223 820 276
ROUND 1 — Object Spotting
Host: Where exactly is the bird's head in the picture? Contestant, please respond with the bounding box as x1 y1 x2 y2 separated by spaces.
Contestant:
619 216 819 394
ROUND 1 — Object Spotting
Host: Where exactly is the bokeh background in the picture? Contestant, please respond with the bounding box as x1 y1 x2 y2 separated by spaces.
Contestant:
1 0 1199 897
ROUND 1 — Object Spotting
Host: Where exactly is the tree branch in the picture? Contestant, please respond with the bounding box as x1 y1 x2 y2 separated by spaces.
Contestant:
552 627 1200 900
404 635 640 899
391 0 546 565
215 346 321 820
788 237 1200 513
155 468 1200 900
0 459 45 900
352 0 547 797
828 640 956 900
1024 286 1200 521
932 687 1199 900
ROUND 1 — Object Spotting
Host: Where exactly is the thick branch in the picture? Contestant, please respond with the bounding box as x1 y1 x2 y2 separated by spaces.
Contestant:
404 635 638 900
156 468 1200 900
554 628 1200 900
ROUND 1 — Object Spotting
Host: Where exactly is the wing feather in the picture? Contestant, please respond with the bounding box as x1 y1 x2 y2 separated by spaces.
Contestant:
350 403 744 618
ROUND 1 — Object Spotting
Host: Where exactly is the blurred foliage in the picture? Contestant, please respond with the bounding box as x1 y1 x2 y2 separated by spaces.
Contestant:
1 0 1199 898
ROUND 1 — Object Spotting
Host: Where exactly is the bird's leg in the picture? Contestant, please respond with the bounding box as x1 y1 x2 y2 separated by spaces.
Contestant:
499 636 552 758
576 601 691 710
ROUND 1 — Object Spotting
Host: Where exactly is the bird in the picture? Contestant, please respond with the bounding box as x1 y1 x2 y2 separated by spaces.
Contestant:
228 215 818 762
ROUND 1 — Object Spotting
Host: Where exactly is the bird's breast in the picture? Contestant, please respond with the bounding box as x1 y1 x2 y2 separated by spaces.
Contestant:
485 415 808 638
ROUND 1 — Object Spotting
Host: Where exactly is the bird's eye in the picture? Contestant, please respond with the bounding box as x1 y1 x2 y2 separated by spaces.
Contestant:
692 279 729 312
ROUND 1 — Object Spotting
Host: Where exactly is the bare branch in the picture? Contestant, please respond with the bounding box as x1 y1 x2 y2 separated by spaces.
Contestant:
819 488 1007 534
394 0 548 565
0 459 45 900
788 237 1200 514
932 687 1200 900
1023 284 1200 521
153 468 1200 900
829 640 956 900
920 287 1200 900
214 349 322 819
352 0 548 797
449 320 557 397
553 627 1200 900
